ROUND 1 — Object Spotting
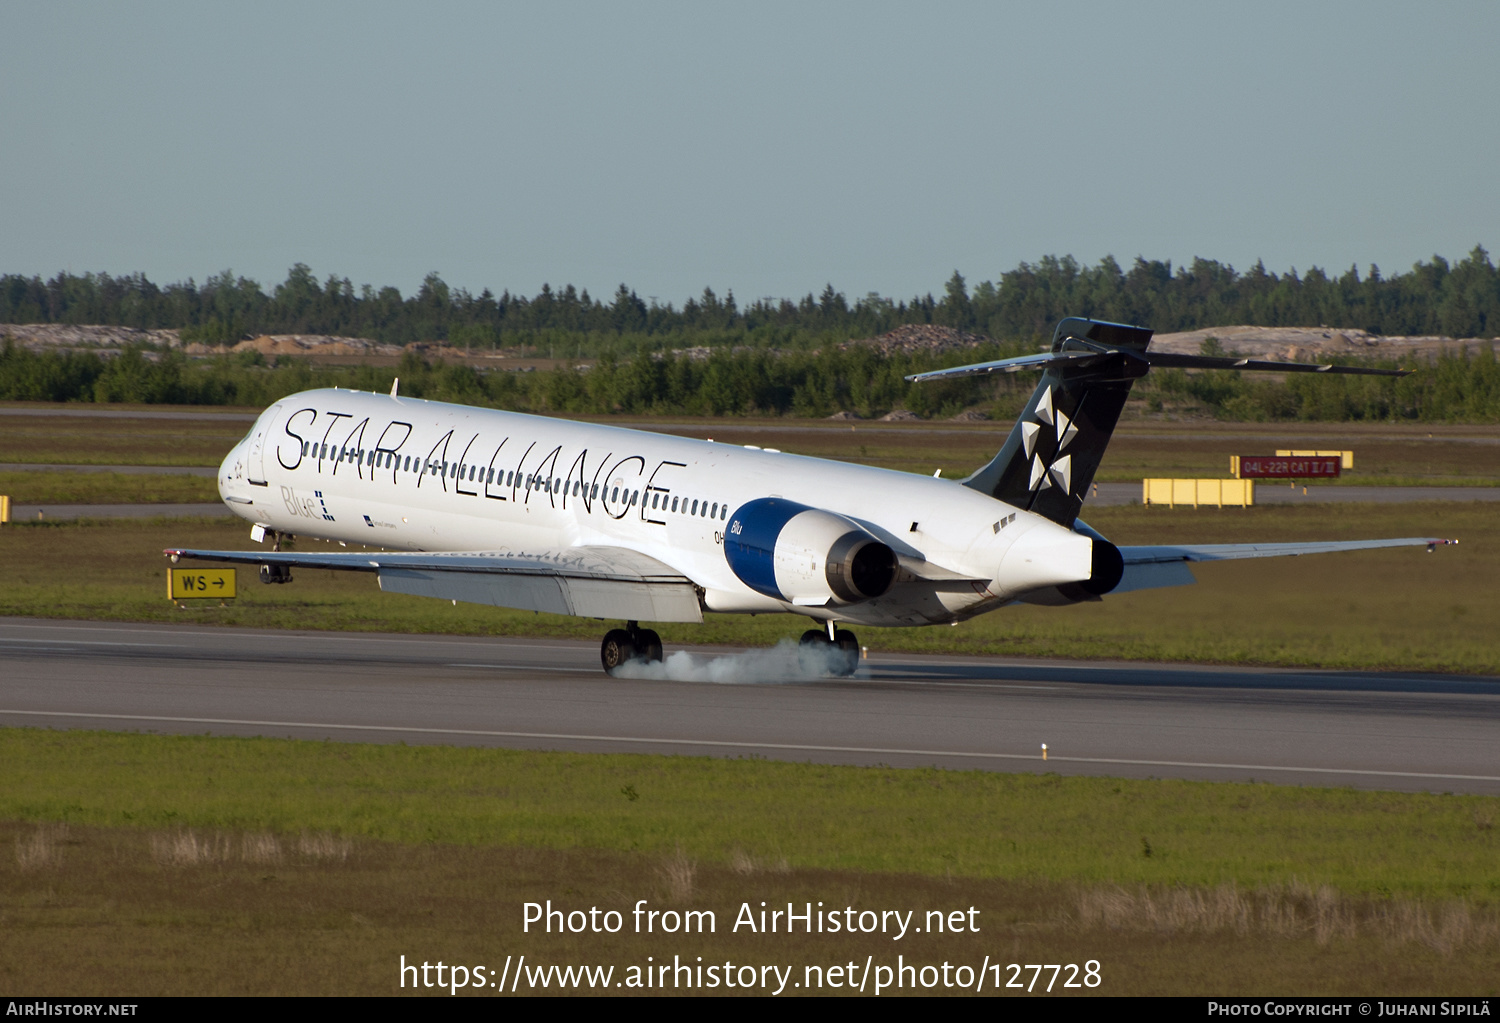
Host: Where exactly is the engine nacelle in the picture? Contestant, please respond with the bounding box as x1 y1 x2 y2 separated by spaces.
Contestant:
724 498 897 606
1014 536 1124 605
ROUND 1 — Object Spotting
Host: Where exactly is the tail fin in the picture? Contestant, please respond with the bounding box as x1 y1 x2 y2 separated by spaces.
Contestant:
958 317 1152 527
907 315 1409 528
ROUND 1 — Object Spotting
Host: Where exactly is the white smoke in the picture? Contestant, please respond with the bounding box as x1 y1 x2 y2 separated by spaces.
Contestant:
610 638 860 684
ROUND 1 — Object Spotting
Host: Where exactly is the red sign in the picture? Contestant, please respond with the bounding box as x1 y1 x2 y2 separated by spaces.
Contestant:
1236 456 1341 478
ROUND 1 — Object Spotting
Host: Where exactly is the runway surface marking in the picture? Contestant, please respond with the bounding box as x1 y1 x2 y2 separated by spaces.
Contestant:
447 663 590 673
6 707 1498 785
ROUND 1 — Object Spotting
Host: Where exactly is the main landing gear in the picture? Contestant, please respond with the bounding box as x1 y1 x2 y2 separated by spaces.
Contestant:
799 620 859 677
600 620 663 674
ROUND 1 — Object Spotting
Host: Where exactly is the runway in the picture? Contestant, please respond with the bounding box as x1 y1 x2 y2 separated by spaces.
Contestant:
3 618 1497 794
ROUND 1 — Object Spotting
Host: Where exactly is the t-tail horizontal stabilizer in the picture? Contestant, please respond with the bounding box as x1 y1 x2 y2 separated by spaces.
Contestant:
907 316 1410 529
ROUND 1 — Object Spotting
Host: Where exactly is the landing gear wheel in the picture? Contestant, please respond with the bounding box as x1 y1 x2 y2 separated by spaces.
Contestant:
833 629 859 677
635 628 663 664
600 629 636 674
797 629 825 673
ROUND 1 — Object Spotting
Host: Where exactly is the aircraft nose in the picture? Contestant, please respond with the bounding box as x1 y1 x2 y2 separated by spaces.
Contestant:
218 439 247 498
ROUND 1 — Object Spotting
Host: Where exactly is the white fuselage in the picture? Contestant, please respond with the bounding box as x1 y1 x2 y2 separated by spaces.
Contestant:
217 388 1095 627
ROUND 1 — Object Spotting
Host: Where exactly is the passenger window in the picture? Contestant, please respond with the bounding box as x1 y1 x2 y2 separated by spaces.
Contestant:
721 505 728 520
651 493 659 509
691 499 698 515
611 487 619 502
710 502 717 518
591 483 599 500
671 496 678 512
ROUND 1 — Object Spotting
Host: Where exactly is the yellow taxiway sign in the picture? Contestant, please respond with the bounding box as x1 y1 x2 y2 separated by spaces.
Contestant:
168 567 236 600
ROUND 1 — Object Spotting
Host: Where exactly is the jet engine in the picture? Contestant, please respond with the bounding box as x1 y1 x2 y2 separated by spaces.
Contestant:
1012 534 1124 605
724 498 897 606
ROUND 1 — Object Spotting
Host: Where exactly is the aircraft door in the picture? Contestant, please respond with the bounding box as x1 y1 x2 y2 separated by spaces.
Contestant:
245 403 285 486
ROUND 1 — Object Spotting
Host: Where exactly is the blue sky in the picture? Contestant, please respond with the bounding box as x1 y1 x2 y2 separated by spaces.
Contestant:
2 1 1495 304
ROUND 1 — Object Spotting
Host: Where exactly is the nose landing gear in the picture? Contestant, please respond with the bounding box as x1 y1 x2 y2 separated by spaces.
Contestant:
600 620 664 674
798 621 859 677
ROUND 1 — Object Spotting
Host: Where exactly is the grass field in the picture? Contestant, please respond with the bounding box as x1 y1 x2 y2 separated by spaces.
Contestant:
2 730 1497 995
1 502 1493 672
0 408 252 466
3 403 1497 487
639 419 1500 487
0 470 218 504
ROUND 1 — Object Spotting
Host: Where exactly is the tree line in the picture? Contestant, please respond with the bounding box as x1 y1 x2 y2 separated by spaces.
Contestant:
4 337 1497 423
2 247 1497 349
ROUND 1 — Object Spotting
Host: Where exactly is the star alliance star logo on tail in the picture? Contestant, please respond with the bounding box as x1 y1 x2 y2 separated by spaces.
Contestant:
1022 386 1077 495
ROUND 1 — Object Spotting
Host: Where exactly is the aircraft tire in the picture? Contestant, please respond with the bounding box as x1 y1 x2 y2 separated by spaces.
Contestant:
635 628 663 664
600 629 637 674
798 629 831 674
833 629 859 676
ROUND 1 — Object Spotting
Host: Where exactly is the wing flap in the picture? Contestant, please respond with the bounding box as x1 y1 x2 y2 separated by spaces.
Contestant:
164 545 705 623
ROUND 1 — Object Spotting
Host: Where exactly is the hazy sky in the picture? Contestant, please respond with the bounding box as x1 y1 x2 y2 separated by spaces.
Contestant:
3 1 1495 304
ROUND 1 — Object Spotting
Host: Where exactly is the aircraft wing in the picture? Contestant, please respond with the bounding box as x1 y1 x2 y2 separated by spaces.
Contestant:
1112 537 1456 593
164 545 704 623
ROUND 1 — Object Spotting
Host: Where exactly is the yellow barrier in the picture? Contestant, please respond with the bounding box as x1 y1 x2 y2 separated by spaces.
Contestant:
1143 478 1255 508
1276 449 1353 469
0 495 9 525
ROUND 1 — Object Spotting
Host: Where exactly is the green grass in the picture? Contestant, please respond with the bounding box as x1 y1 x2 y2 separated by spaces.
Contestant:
0 408 251 466
1 503 1494 673
5 404 1499 486
8 819 1497 996
4 728 1497 899
0 470 219 504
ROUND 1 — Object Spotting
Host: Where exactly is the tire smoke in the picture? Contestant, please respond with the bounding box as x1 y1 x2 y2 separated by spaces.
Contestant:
610 638 858 684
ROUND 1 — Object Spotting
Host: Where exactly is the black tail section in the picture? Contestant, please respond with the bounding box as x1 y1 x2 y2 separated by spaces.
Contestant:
961 317 1153 527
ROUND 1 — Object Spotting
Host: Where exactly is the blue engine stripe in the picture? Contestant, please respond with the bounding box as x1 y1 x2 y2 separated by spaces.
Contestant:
723 498 811 600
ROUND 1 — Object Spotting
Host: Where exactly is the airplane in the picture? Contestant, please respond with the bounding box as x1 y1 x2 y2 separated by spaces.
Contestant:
165 317 1453 675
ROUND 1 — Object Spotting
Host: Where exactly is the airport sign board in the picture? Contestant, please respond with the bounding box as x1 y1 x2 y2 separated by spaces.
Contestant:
1231 455 1341 479
168 567 237 600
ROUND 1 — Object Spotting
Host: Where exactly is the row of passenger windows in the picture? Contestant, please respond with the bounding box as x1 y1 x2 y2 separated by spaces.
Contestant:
299 440 729 521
